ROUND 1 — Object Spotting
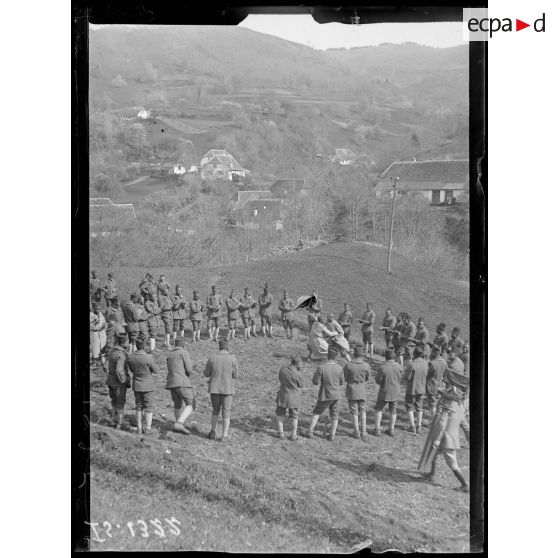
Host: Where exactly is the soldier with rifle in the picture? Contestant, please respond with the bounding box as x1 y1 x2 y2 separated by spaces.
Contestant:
172 285 188 344
278 290 296 339
145 292 161 353
207 285 224 342
158 288 173 348
189 290 205 343
239 288 258 340
225 290 240 340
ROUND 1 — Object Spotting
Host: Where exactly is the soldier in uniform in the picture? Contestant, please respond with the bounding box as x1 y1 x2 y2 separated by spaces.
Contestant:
165 337 195 434
104 273 117 307
278 290 296 339
204 339 239 440
432 323 449 354
90 270 103 305
343 342 371 439
258 283 274 338
189 290 205 343
157 274 171 299
305 347 344 441
338 302 353 340
421 382 470 492
172 285 188 344
360 302 376 356
105 296 124 354
128 339 158 436
404 345 429 433
122 293 141 353
225 290 240 340
447 327 464 358
381 307 397 349
415 317 429 349
136 296 149 347
275 355 305 440
306 290 323 330
145 293 161 353
158 288 173 348
392 312 406 361
90 302 107 369
239 287 257 340
207 285 224 342
139 273 154 301
400 314 417 350
373 349 403 437
426 344 447 418
106 334 131 429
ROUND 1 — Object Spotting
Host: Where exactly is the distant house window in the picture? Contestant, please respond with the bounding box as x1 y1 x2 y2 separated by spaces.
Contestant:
253 209 258 216
263 205 266 209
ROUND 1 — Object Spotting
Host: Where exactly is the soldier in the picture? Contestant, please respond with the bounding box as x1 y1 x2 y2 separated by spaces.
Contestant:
399 313 417 350
157 274 171 299
432 323 449 354
343 342 371 439
207 285 224 342
392 312 405 361
447 327 464 358
426 344 447 418
306 290 323 330
239 287 257 340
137 296 149 347
105 296 124 354
258 283 274 338
305 347 344 441
338 302 353 340
225 290 240 340
189 290 205 343
158 288 173 348
204 339 239 440
446 350 465 375
360 302 376 356
275 355 305 440
381 307 397 349
128 339 158 436
421 383 470 492
139 273 154 301
278 290 296 339
90 303 107 369
122 293 141 353
373 349 403 437
90 270 103 305
415 317 429 346
106 334 131 429
104 272 117 307
404 345 429 434
145 293 161 353
166 337 195 434
172 285 187 343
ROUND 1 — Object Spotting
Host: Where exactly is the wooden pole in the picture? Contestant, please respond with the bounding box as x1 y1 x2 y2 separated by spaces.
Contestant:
387 177 398 274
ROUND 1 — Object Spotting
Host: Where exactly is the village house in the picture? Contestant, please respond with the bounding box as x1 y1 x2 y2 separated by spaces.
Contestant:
331 148 357 166
137 108 152 120
170 164 187 175
229 190 282 230
200 149 248 181
375 159 469 205
269 179 310 200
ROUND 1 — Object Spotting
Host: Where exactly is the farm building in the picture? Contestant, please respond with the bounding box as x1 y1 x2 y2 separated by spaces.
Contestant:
230 190 282 229
170 164 186 175
269 179 310 199
375 159 469 205
137 109 152 120
332 148 357 165
200 149 248 181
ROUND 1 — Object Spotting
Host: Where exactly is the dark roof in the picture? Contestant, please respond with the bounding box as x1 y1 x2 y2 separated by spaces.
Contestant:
270 179 306 198
381 159 469 182
236 190 273 207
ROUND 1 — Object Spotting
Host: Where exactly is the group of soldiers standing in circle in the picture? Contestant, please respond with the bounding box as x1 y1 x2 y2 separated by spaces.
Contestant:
90 269 471 491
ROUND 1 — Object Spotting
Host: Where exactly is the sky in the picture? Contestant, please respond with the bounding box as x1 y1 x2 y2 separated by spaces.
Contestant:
239 14 466 50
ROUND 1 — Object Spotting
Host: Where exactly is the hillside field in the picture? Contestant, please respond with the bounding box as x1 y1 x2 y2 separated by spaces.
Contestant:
88 242 470 552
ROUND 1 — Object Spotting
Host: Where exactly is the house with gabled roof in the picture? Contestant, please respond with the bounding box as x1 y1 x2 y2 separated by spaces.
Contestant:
229 190 282 230
200 149 248 181
331 148 357 165
375 159 469 205
270 179 310 199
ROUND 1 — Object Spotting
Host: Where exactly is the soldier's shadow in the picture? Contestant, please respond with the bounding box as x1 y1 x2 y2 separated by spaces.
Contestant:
324 457 429 485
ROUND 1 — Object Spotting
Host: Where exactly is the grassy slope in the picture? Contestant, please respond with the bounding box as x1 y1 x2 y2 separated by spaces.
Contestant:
89 242 470 552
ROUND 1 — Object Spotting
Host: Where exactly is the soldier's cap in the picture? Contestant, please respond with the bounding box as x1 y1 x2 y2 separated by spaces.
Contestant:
385 349 395 360
161 289 168 295
175 337 185 347
406 340 416 347
136 339 145 349
327 347 339 359
219 339 229 350
111 296 120 303
414 344 425 354
117 334 128 344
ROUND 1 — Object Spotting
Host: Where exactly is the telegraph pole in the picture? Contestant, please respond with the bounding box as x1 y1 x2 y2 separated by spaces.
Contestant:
387 176 399 274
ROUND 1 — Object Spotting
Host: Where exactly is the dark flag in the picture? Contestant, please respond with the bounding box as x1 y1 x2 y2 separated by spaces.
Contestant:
295 294 316 310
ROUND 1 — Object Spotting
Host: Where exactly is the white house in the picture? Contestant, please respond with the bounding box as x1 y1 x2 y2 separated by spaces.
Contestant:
137 109 152 120
200 149 248 181
171 164 187 175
